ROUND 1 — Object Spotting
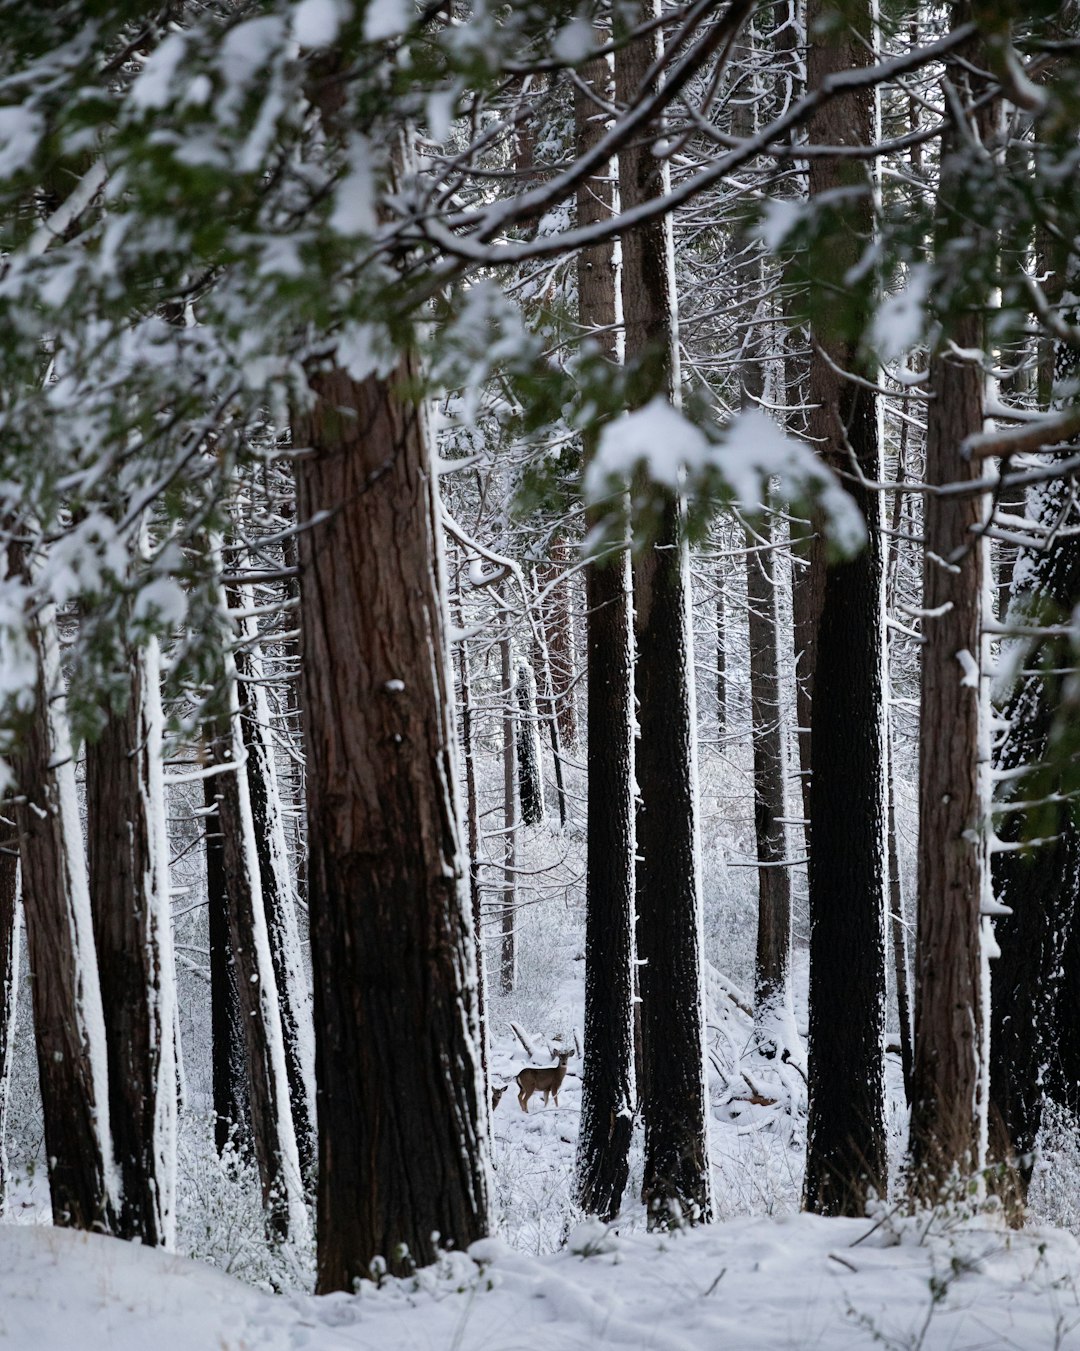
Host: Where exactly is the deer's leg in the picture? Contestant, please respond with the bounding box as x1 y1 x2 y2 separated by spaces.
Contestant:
518 1086 529 1113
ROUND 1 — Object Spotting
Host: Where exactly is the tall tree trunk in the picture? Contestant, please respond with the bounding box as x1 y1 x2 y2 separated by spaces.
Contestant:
715 560 727 738
574 48 636 1223
234 614 317 1191
516 662 545 827
746 525 793 1049
908 16 993 1200
0 828 17 1216
208 664 306 1242
454 593 489 1084
85 637 177 1246
802 0 888 1216
618 5 712 1227
989 336 1080 1202
886 720 914 1104
203 747 250 1158
9 547 115 1232
537 541 578 749
293 357 489 1291
499 627 517 993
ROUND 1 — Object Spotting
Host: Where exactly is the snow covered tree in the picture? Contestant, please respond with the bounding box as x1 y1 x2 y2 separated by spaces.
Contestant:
574 47 636 1224
617 2 712 1228
85 635 177 1246
800 0 888 1217
8 545 115 1232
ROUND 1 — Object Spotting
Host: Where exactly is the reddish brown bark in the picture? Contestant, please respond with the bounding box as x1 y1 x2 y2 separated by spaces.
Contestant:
293 358 489 1290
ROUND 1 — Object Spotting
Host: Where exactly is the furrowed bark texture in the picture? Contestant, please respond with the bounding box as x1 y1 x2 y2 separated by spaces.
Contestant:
294 358 489 1291
574 49 636 1223
910 338 985 1193
909 16 992 1198
0 830 17 1214
802 0 887 1216
85 644 176 1246
618 6 712 1226
204 761 250 1157
10 551 114 1232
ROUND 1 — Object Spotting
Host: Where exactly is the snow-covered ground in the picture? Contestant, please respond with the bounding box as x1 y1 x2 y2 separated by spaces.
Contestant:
4 1204 1080 1349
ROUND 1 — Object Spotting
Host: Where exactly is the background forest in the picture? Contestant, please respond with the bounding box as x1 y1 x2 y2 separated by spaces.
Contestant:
3 0 1080 1345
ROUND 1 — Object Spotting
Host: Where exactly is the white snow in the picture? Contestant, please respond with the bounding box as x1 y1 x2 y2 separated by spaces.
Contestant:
587 402 867 557
871 264 933 362
0 106 43 179
292 0 345 49
128 34 188 111
756 198 802 252
4 1203 1080 1349
329 136 376 237
363 0 409 42
551 17 595 64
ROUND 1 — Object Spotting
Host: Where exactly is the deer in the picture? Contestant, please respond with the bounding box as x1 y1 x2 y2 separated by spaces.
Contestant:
515 1032 579 1113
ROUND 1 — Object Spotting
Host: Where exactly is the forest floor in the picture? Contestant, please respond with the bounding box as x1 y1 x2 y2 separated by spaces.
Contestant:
3 1202 1080 1349
5 915 1080 1346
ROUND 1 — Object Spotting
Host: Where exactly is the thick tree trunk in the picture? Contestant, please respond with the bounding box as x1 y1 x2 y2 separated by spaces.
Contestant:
203 751 250 1158
0 829 17 1215
293 357 489 1291
209 687 305 1242
574 48 636 1223
908 17 993 1199
9 549 115 1232
990 408 1080 1195
618 5 712 1226
802 0 888 1216
235 623 317 1190
85 638 177 1246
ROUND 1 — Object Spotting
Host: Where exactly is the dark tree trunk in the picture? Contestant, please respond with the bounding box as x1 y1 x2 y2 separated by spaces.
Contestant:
85 641 176 1245
209 703 302 1239
516 662 545 827
990 366 1080 1197
573 48 636 1223
715 565 727 738
746 526 793 1044
802 0 888 1216
203 752 250 1158
886 733 914 1104
235 636 317 1190
0 825 17 1214
293 357 489 1291
9 551 114 1232
499 628 517 993
454 599 489 1083
618 5 712 1227
908 16 993 1199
